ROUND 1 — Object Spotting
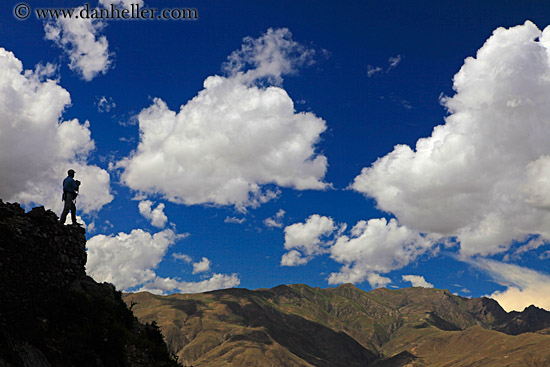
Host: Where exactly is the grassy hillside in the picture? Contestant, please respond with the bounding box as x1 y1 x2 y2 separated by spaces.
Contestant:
123 284 550 367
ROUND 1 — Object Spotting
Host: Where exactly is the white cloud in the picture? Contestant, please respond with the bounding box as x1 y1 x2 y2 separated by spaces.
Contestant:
192 257 211 274
87 228 235 294
367 54 402 77
44 6 111 81
281 214 338 266
223 27 317 85
366 274 392 289
118 28 327 209
367 65 383 77
225 216 246 224
328 218 433 287
138 200 168 228
33 62 58 79
86 228 178 290
352 21 550 257
0 48 112 215
472 258 550 311
264 209 285 228
264 218 280 228
505 236 547 261
328 272 392 289
173 252 192 263
96 96 116 113
387 55 402 70
402 275 434 288
280 215 434 287
137 273 240 295
280 249 309 266
389 95 412 110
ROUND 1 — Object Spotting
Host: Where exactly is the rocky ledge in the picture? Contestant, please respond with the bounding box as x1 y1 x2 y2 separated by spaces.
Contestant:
0 200 180 367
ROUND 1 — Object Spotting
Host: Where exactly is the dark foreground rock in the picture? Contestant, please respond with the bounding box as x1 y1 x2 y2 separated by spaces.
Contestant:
0 200 180 367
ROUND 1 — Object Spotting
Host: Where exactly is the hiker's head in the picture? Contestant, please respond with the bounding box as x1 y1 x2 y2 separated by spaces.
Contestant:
68 169 75 178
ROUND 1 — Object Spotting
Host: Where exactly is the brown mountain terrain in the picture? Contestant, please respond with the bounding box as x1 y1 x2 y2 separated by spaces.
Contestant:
124 284 550 367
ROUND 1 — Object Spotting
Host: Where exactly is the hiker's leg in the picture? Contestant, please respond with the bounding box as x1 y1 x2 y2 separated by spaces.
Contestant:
70 201 77 224
60 199 71 224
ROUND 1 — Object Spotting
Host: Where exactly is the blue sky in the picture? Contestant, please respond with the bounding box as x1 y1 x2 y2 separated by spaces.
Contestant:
3 0 550 311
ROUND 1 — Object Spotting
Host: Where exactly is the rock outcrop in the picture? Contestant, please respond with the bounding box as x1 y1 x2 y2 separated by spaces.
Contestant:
0 202 86 312
0 200 180 367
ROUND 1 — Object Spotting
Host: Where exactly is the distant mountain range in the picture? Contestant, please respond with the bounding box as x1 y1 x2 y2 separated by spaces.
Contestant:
124 284 550 367
3 198 549 366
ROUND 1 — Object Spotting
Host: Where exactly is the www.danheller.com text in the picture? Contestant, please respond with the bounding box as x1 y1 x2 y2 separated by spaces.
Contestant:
33 3 198 20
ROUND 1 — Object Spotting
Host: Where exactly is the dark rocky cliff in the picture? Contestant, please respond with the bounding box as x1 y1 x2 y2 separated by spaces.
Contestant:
0 200 180 367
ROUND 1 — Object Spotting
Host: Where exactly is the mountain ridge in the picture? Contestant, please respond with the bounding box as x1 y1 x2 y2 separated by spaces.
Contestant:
2 198 548 366
124 283 550 366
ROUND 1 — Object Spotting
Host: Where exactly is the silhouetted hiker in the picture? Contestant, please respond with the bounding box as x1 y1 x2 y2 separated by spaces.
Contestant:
60 169 81 226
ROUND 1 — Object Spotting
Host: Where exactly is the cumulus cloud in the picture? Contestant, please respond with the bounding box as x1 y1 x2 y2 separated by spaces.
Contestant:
44 6 111 81
0 48 112 214
328 218 433 287
402 275 434 288
352 21 550 257
280 250 309 267
473 258 550 311
138 200 168 228
138 273 240 295
280 215 433 287
365 274 392 289
192 257 211 274
118 28 328 209
281 214 338 266
87 228 237 294
264 209 285 228
223 27 317 85
33 62 58 79
86 228 178 290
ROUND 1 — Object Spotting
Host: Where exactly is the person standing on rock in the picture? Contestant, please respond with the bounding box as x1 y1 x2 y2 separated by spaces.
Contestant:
60 169 81 226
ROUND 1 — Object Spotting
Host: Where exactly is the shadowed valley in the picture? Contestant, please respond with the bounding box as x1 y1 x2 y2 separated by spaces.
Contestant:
124 284 550 367
2 199 549 367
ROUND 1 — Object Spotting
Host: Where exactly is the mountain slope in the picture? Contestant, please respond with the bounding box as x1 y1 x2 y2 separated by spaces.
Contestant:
0 201 179 367
381 325 550 367
124 284 550 367
125 287 378 367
